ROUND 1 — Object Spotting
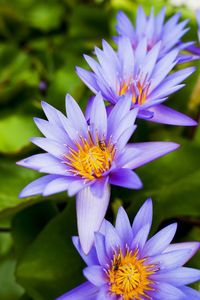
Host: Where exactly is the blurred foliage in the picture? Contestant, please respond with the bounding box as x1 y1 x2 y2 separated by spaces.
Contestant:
0 0 199 298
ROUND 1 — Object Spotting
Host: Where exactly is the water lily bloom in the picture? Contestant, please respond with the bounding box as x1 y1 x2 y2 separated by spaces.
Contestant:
115 6 191 59
57 198 200 300
76 36 197 126
17 93 180 254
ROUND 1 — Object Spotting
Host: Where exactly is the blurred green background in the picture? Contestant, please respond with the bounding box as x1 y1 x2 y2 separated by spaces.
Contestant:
0 0 199 299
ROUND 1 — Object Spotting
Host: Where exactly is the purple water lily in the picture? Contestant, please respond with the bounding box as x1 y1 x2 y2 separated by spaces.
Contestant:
76 35 197 126
17 93 180 254
57 198 200 300
115 6 192 59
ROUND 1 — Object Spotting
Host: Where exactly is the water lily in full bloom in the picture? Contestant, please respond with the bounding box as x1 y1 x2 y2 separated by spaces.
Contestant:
57 198 200 300
115 6 191 59
76 36 197 126
17 93 180 254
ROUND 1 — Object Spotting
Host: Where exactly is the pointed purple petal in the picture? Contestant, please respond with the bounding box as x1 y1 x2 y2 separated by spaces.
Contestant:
164 241 200 264
132 198 153 236
94 232 110 266
116 10 135 39
146 249 192 271
181 286 200 299
115 146 140 169
131 224 151 252
76 184 110 254
43 176 73 196
151 267 200 286
115 207 133 248
85 96 95 122
76 67 99 94
65 94 88 138
107 94 132 139
147 282 185 300
18 175 59 198
72 236 99 266
105 221 121 258
83 266 107 286
56 281 99 300
148 104 198 126
30 137 66 158
109 168 142 189
142 223 177 257
124 142 180 169
90 93 107 141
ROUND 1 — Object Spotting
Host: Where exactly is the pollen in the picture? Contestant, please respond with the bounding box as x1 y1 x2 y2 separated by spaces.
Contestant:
106 248 157 300
117 77 150 106
64 133 115 180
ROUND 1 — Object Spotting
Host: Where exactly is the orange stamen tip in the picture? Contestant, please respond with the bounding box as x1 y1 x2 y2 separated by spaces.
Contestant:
107 248 157 300
64 133 115 180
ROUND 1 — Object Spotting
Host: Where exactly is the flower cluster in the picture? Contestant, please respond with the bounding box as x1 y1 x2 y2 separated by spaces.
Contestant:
17 5 200 299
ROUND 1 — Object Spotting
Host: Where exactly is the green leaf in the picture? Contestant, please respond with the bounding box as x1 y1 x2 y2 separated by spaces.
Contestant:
16 200 84 300
27 4 64 32
12 201 57 258
0 251 24 300
0 157 39 217
0 114 39 154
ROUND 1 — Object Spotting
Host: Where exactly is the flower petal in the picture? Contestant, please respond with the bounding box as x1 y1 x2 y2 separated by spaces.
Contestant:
76 184 110 254
18 175 59 198
109 168 142 189
94 232 110 266
150 267 200 286
164 241 200 264
132 198 153 236
105 221 121 258
65 94 88 138
142 223 177 257
76 67 99 94
90 176 109 198
43 176 73 196
83 266 107 286
124 142 180 170
17 153 71 176
30 137 66 158
115 146 141 169
180 286 200 299
90 93 107 141
148 104 198 126
131 224 150 251
147 282 186 300
146 249 192 271
72 236 99 266
115 206 133 248
56 281 99 300
68 179 91 197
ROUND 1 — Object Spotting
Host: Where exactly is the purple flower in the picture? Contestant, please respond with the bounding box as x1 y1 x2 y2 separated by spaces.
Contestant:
17 93 180 253
56 198 200 300
115 6 191 59
76 36 197 126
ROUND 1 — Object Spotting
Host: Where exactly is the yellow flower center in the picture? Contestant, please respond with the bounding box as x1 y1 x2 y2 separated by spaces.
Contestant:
117 77 150 106
106 249 157 300
64 133 115 180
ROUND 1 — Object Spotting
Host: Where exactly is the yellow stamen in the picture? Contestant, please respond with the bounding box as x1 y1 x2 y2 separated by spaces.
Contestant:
117 77 150 106
106 249 157 300
64 133 115 180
